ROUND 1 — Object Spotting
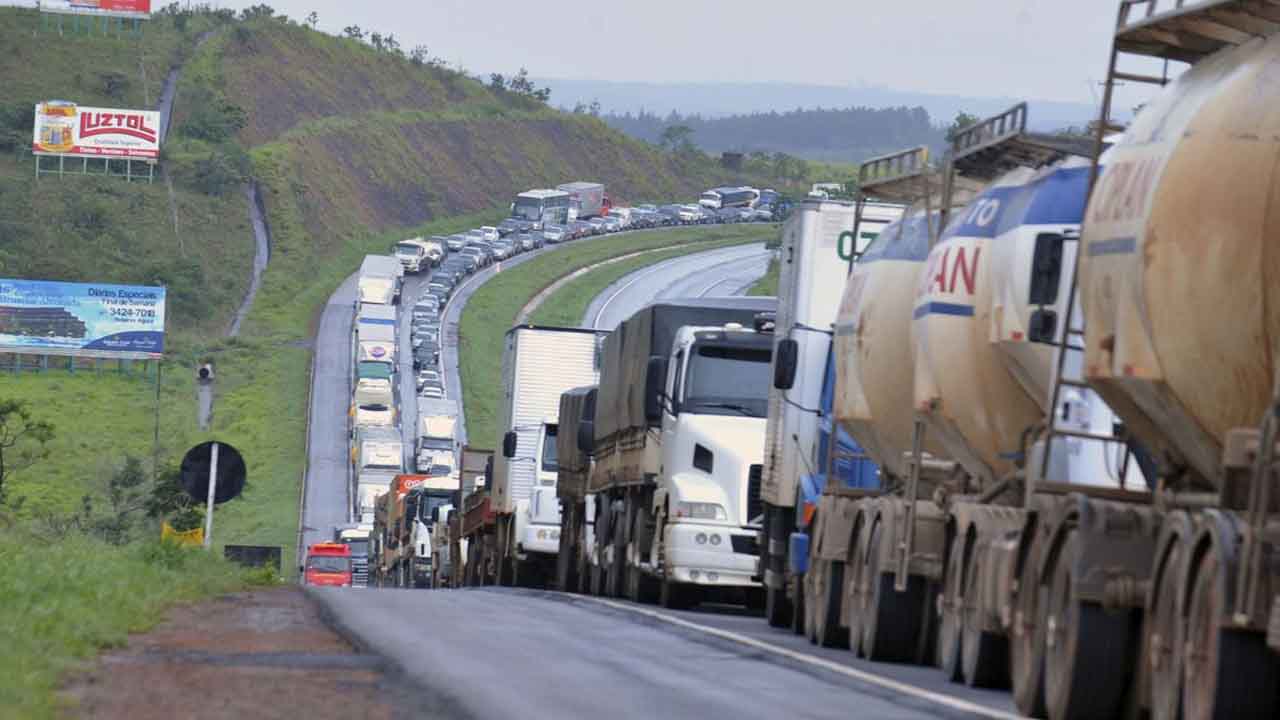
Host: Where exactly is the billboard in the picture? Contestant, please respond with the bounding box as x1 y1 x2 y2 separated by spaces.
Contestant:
32 101 161 161
0 279 166 359
39 0 152 19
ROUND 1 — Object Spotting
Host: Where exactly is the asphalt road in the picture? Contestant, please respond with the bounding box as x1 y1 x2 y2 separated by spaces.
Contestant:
584 243 772 329
299 274 356 551
313 587 1018 720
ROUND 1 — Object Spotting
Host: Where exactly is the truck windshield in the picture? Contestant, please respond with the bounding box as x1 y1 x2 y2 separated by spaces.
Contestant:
682 344 771 418
512 197 543 220
541 424 559 473
419 492 453 524
395 243 420 256
358 361 392 380
307 556 350 573
341 539 369 556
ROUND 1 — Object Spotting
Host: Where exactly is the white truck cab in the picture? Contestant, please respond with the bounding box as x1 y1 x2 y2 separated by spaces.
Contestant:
655 323 771 588
516 419 562 557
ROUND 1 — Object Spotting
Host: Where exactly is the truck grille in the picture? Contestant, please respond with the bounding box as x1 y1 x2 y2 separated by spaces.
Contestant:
746 464 763 523
351 558 369 588
731 534 760 556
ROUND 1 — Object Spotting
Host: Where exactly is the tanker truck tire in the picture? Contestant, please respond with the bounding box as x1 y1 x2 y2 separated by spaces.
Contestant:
811 558 848 648
626 512 659 604
1182 550 1280 720
938 540 966 681
1148 540 1185 720
1044 530 1133 720
763 505 793 629
1010 541 1048 718
791 574 806 636
576 521 591 594
861 523 923 662
606 498 628 599
961 546 1009 688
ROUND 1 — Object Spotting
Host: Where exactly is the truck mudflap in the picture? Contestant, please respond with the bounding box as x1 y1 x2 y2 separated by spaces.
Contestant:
1035 493 1161 608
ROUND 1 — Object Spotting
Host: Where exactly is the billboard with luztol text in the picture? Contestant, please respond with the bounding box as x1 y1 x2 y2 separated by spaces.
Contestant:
32 101 161 162
39 0 151 20
0 279 166 359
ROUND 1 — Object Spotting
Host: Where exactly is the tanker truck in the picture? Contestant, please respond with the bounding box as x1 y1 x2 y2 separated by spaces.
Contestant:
585 298 776 607
553 385 596 593
755 196 901 632
1018 6 1280 718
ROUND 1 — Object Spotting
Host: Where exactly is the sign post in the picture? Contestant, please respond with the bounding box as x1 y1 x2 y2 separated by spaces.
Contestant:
202 442 219 550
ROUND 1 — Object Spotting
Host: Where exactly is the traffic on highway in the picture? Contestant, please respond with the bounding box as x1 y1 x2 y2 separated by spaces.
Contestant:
301 4 1280 718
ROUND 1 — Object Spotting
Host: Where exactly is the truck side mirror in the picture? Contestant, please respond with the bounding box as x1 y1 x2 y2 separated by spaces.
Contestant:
644 357 668 425
1028 233 1064 306
773 338 798 390
502 431 518 458
577 420 595 454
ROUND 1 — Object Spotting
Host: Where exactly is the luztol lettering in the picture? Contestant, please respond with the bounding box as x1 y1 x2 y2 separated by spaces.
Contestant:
79 112 157 143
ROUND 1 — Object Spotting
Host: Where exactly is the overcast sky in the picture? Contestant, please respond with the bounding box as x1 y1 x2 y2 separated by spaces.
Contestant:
198 0 1138 105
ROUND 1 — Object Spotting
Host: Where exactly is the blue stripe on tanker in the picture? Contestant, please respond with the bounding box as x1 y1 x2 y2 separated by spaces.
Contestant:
941 165 1092 241
912 301 976 319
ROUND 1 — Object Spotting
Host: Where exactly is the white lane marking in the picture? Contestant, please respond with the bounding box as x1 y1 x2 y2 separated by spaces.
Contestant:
695 251 772 298
581 597 1026 720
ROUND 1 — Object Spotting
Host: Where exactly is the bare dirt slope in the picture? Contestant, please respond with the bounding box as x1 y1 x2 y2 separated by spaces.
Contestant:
62 588 418 720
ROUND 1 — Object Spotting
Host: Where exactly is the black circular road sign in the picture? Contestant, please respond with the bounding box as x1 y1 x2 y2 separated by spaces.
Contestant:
180 441 247 505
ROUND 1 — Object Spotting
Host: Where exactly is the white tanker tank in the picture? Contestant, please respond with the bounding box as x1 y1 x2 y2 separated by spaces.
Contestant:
1082 33 1280 491
834 206 951 477
914 156 1144 489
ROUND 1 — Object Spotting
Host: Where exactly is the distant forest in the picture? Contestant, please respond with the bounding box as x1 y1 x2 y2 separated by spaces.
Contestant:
598 106 946 164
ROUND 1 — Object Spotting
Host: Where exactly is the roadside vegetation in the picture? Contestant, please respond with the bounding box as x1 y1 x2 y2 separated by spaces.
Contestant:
460 224 776 445
0 532 271 719
747 257 780 296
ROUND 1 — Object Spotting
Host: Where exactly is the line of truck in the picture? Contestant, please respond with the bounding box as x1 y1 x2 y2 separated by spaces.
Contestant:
436 4 1280 717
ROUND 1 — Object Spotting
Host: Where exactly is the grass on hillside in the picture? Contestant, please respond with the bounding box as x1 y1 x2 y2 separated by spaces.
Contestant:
747 257 780 296
527 235 773 328
0 533 261 719
460 224 777 446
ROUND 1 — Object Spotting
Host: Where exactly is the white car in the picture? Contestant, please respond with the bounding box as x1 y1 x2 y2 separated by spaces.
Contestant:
479 226 500 243
416 369 442 390
418 385 445 400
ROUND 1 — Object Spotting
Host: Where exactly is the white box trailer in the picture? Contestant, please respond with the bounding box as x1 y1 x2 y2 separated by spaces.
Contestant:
357 255 404 305
490 324 608 584
558 181 607 220
352 425 404 524
356 304 398 363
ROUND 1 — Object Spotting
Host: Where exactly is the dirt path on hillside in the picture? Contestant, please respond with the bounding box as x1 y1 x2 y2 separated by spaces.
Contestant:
227 181 272 337
61 587 422 720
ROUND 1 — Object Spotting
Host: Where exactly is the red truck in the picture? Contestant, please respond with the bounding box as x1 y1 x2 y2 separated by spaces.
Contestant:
303 542 353 587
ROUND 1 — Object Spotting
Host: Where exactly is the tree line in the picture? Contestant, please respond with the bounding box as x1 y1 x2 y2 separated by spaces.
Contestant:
599 105 947 164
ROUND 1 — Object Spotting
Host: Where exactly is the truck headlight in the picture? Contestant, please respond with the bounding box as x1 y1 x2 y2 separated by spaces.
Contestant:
676 502 726 521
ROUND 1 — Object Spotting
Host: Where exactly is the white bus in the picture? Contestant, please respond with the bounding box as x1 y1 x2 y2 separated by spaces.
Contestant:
698 186 760 210
511 189 571 229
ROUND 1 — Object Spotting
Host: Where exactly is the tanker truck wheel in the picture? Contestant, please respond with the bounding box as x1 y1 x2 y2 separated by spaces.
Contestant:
1148 540 1186 720
1010 540 1048 718
763 505 793 628
790 571 806 636
1044 530 1133 720
938 540 966 681
576 521 591 594
810 558 848 649
845 520 867 656
1182 549 1280 720
861 523 923 662
961 544 1009 688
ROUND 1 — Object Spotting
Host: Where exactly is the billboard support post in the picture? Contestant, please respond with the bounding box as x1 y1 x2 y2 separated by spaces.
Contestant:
202 442 218 550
